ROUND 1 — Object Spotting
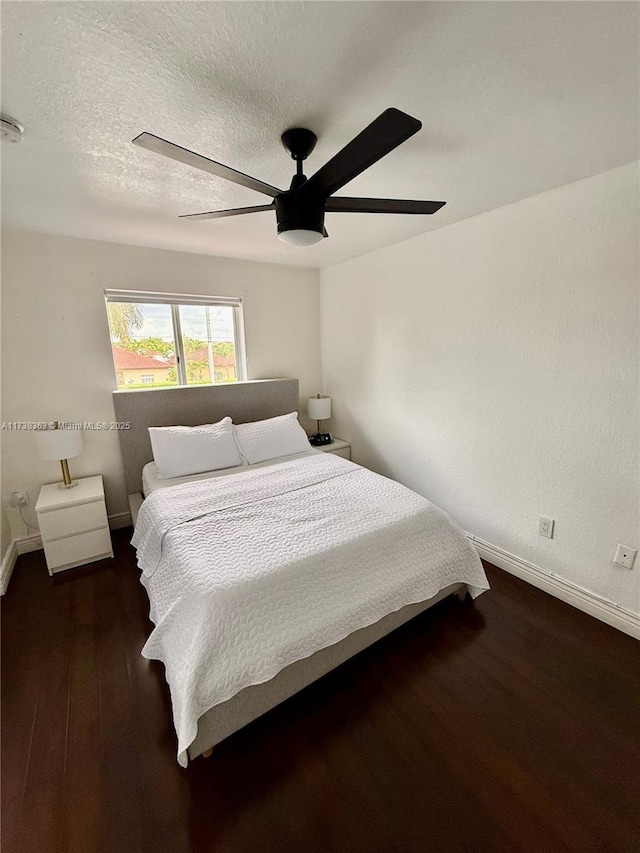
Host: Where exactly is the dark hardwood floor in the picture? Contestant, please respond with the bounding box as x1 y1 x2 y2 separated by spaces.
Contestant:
2 529 639 853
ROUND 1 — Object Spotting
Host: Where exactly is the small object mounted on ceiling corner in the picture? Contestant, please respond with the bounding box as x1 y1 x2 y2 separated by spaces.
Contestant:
132 107 446 246
308 394 332 446
0 115 24 144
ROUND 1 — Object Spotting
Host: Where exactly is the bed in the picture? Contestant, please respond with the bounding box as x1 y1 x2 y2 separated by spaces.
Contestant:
114 379 489 766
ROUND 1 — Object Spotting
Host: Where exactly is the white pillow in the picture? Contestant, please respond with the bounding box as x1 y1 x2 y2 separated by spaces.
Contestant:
233 412 310 465
149 417 243 479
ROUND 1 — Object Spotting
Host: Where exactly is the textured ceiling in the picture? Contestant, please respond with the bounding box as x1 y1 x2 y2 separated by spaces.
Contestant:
1 2 638 269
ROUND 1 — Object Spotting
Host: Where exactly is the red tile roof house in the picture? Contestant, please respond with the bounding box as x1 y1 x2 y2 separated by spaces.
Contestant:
111 346 173 387
111 345 236 387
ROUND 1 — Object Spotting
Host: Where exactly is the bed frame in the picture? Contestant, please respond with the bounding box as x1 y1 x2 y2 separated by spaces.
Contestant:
113 379 465 761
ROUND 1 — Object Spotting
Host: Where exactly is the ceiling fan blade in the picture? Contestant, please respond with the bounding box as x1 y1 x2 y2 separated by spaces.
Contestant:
133 133 283 198
304 108 421 198
179 204 275 221
326 197 446 215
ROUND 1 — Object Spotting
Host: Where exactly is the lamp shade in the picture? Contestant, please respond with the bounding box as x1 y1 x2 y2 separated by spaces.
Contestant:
307 395 331 421
35 428 83 461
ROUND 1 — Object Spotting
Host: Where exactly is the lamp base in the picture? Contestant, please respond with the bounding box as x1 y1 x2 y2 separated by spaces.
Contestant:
58 458 77 489
309 432 332 447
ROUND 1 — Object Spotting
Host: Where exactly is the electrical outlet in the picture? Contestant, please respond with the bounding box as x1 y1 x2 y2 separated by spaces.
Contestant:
10 491 28 508
538 516 554 539
613 544 636 569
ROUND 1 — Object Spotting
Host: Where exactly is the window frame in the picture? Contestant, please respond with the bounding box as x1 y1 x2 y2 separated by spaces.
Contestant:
104 289 247 390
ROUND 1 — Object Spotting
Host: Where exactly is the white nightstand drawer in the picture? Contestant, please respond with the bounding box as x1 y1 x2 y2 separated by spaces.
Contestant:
316 438 351 460
43 527 113 572
38 499 108 541
330 447 351 459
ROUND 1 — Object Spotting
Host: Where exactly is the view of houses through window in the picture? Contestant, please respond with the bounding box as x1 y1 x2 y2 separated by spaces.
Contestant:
105 293 245 391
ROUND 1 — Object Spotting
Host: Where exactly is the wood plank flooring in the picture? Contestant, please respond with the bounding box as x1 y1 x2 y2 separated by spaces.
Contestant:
2 529 639 853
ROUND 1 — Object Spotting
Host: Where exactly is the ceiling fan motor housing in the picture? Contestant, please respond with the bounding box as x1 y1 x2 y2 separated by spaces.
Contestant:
275 189 325 238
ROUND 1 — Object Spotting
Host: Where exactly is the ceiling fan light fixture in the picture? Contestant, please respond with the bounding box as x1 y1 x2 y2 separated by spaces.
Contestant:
277 227 324 247
276 190 326 247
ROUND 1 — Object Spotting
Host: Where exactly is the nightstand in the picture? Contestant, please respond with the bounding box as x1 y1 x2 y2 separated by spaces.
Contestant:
35 475 113 575
316 438 351 460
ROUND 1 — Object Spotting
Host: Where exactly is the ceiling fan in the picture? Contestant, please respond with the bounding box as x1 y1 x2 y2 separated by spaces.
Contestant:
132 108 446 247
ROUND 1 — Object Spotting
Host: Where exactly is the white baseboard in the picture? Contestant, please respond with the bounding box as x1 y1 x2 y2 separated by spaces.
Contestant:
16 534 43 555
0 540 19 595
468 533 640 641
108 511 133 530
2 510 133 594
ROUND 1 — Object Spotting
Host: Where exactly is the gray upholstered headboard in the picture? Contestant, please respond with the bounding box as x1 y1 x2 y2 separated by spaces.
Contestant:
113 378 299 494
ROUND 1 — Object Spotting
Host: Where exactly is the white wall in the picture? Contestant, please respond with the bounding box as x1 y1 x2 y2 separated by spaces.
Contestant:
0 505 10 563
321 162 639 615
1 229 320 540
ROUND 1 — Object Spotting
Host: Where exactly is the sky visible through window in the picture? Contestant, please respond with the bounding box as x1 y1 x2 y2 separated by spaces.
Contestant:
131 303 234 342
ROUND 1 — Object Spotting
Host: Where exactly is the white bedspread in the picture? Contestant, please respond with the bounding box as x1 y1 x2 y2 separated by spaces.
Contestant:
132 453 489 765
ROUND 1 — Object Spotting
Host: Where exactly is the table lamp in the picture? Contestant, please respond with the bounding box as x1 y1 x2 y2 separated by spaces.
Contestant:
35 423 83 489
307 394 332 446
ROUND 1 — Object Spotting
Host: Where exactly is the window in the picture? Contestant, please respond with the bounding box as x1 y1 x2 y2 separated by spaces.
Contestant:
105 290 246 391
